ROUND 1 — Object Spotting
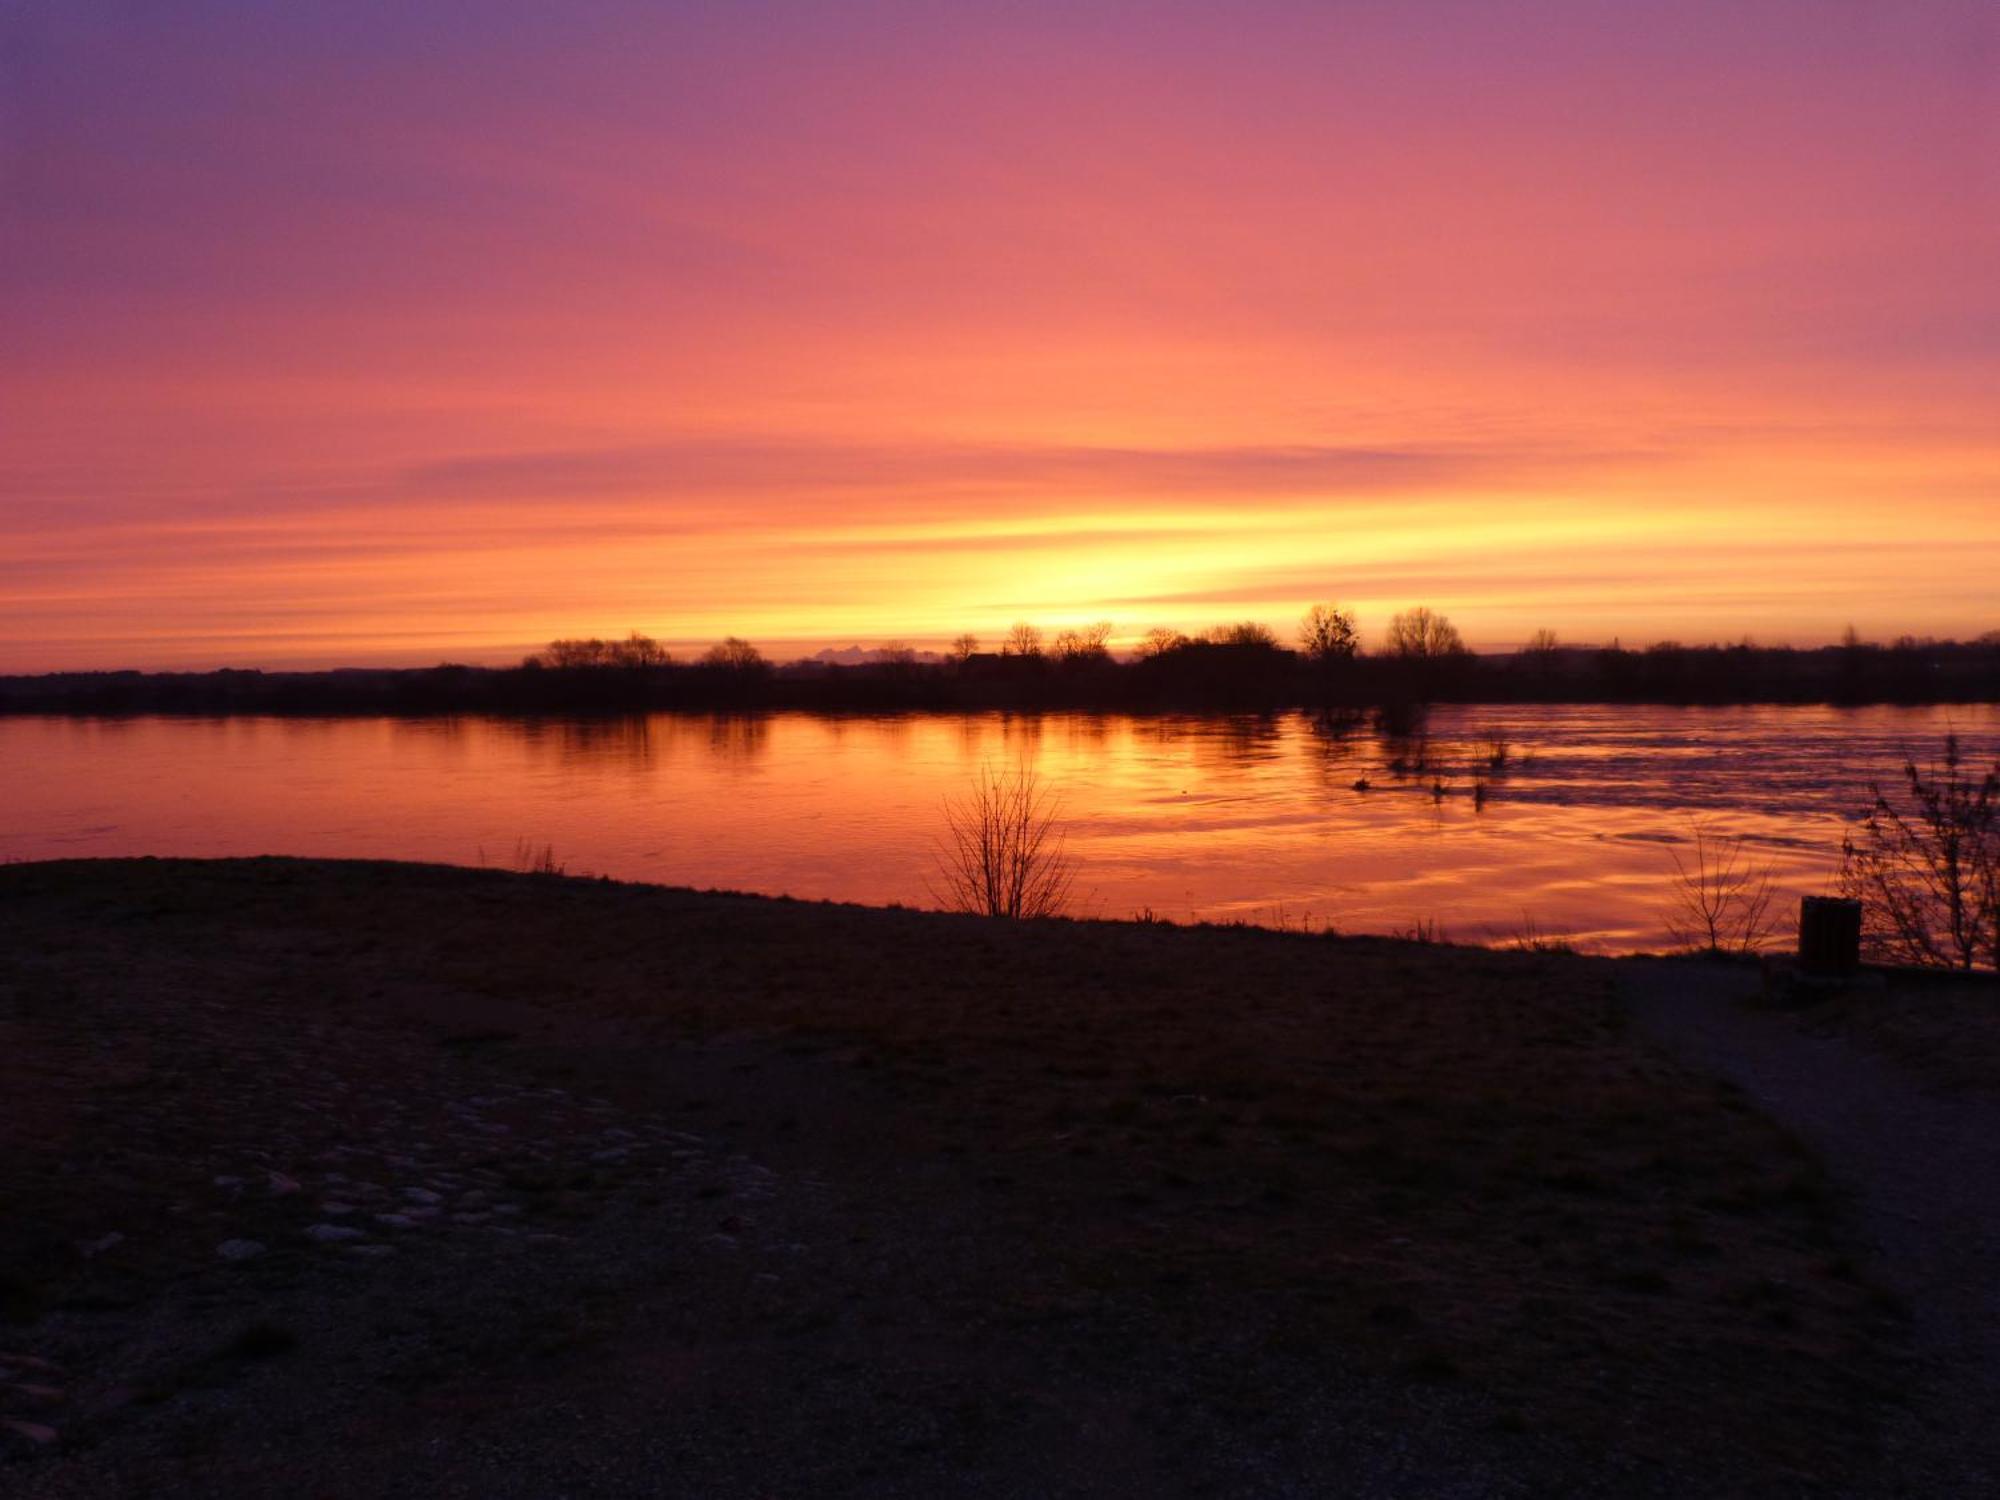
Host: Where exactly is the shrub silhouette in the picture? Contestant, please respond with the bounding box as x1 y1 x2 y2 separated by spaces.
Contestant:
1665 819 1779 956
1840 734 1999 970
933 763 1077 920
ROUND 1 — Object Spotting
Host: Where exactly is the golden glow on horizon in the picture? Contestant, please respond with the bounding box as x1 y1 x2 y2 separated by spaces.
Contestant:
4 4 1996 669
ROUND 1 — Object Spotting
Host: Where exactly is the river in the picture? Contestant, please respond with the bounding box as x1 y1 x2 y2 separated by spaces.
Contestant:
6 704 1996 952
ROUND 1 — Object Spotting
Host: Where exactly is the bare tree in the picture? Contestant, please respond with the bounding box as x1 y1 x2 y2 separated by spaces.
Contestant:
1206 620 1280 648
1004 622 1044 659
1840 734 1999 970
612 632 669 667
1385 607 1467 659
1136 626 1187 660
702 637 766 670
1666 819 1779 956
538 632 668 669
1053 621 1113 663
1523 628 1561 657
948 633 980 664
546 637 612 668
933 763 1078 920
1299 602 1359 662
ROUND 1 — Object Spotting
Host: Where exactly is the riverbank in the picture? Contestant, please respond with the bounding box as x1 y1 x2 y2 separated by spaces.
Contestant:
5 631 1998 719
0 858 1938 1495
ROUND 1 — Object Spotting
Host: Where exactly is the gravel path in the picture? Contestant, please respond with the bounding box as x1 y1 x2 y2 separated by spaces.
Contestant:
1622 959 2000 1495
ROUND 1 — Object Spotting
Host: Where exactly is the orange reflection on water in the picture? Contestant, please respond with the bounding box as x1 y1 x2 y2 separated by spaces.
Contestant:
5 705 1996 953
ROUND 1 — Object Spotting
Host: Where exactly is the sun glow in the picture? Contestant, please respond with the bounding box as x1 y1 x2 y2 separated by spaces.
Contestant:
4 4 1996 669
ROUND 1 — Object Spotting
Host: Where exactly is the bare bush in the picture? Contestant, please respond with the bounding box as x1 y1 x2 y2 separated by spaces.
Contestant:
1839 734 1999 970
933 763 1078 919
510 839 566 877
1666 819 1779 956
1505 915 1576 954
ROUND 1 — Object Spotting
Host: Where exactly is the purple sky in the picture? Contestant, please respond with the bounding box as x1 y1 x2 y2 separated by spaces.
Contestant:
4 1 1996 667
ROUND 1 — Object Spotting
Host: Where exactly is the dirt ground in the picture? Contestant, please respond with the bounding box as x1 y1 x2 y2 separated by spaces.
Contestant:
1626 958 2000 1495
0 859 1921 1496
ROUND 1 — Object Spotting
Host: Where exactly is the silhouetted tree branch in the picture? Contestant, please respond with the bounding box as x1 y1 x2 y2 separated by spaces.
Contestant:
1840 734 1999 970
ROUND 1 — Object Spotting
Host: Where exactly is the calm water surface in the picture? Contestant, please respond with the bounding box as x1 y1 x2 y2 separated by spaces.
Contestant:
6 705 1997 952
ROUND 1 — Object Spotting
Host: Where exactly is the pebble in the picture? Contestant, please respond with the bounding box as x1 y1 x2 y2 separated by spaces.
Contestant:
216 1239 267 1261
320 1202 356 1216
304 1224 365 1244
374 1213 416 1229
402 1187 442 1205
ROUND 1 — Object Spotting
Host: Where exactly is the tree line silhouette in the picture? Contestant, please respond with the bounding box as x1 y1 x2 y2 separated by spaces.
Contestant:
4 607 1996 715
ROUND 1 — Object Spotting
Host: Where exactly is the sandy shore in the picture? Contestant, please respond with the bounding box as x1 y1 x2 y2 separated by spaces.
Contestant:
0 858 1928 1496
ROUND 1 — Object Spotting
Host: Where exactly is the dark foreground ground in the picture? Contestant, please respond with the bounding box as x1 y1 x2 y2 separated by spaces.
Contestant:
0 859 1971 1497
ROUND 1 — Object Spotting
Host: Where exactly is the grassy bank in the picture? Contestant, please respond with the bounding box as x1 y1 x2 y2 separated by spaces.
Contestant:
1 858 1912 1495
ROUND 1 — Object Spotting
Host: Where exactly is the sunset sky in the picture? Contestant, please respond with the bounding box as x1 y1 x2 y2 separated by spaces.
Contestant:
4 1 1996 671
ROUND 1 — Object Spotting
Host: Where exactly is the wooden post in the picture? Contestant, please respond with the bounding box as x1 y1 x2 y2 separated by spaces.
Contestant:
1798 896 1862 977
